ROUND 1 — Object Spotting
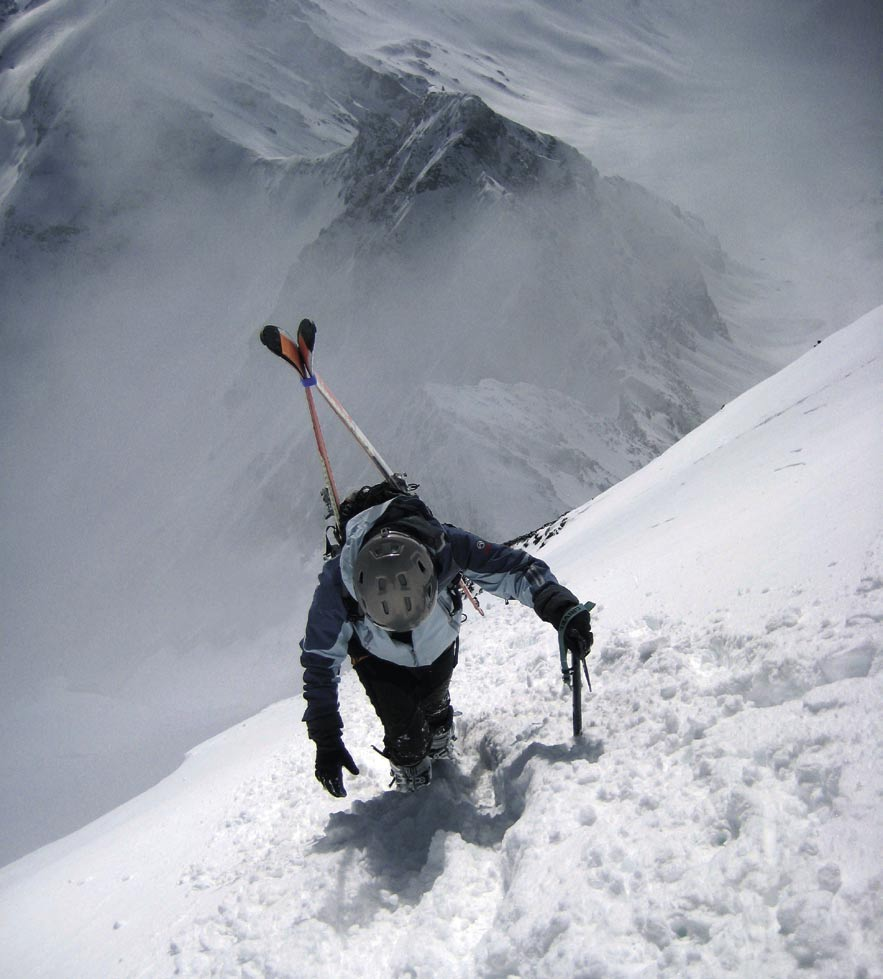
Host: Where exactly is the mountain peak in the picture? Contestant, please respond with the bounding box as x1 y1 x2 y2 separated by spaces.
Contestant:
339 91 594 222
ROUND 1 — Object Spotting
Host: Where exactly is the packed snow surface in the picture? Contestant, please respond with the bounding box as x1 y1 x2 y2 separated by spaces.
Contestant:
1 307 880 978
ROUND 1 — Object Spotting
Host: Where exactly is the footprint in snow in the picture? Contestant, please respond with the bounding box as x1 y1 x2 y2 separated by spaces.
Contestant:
765 608 802 632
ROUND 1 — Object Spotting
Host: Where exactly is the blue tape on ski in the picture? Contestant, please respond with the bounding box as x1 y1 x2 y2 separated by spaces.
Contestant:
301 376 318 387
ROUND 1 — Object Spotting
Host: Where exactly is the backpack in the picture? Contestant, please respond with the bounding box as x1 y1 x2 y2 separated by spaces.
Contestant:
338 481 414 531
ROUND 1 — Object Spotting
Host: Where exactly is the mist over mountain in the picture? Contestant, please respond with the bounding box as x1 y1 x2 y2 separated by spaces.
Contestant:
314 0 883 332
274 88 782 537
0 0 879 863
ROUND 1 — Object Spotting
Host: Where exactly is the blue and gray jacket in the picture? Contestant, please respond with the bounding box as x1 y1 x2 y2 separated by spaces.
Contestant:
300 496 559 740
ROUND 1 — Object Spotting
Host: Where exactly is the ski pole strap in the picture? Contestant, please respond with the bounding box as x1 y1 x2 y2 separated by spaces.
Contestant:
558 601 596 681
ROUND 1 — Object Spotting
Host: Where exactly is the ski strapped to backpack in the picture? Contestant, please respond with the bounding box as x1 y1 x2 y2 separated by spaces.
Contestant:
260 319 409 545
259 319 484 616
558 601 596 737
261 318 608 736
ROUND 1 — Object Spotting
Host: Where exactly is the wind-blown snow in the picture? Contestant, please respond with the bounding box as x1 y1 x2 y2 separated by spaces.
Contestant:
1 307 879 978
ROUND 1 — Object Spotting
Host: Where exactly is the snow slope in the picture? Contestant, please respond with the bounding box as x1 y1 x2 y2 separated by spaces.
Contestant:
1 0 880 867
1 306 879 978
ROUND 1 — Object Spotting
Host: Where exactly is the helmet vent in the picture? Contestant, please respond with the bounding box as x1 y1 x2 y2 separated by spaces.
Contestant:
352 528 438 631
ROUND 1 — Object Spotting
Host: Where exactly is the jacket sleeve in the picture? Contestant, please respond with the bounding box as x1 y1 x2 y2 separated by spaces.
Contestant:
445 526 558 608
299 559 354 740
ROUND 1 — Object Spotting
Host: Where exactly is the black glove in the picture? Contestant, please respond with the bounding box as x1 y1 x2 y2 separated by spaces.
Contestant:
563 607 593 659
534 581 594 658
314 740 360 798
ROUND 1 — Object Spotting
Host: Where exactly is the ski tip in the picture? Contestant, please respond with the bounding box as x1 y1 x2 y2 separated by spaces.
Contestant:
260 323 307 375
260 324 283 356
297 318 317 352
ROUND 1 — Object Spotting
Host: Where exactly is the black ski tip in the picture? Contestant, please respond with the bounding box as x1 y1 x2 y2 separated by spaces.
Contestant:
260 324 283 357
297 318 317 353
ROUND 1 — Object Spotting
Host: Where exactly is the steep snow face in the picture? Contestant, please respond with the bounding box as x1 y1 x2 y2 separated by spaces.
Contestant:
0 308 879 979
0 0 876 866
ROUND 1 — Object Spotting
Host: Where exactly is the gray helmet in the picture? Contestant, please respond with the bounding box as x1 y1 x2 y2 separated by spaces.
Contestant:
353 528 437 631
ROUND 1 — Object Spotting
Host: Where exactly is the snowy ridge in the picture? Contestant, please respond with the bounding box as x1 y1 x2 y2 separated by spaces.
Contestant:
1 307 879 977
1 0 880 868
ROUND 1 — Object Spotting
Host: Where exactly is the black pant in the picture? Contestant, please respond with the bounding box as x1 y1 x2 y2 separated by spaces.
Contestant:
353 641 458 766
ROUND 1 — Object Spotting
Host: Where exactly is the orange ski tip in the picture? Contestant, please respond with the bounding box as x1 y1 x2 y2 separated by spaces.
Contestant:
260 323 306 375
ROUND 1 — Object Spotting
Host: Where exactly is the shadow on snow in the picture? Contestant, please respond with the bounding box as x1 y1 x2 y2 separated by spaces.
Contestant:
309 736 604 920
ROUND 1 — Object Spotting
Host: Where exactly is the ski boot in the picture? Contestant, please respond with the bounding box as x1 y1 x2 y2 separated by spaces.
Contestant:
389 755 432 792
427 720 457 760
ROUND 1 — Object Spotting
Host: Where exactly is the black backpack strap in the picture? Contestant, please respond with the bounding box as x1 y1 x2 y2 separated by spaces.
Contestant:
341 588 364 624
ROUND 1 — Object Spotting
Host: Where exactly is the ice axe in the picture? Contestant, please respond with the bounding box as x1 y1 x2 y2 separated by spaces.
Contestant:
558 601 596 736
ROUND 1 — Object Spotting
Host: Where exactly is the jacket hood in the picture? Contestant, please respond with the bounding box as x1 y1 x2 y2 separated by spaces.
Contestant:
339 497 446 599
